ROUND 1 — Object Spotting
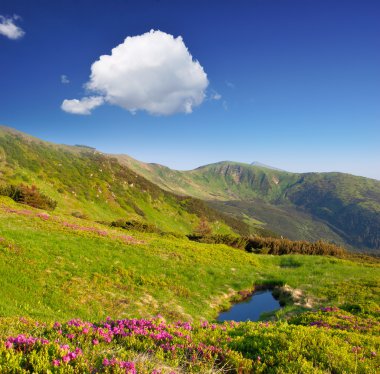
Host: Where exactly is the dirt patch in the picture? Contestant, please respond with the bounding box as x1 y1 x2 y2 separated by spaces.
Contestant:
274 284 315 308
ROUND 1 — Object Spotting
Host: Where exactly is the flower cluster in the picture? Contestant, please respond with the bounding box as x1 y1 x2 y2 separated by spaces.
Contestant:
103 357 136 373
290 306 380 334
1 314 379 373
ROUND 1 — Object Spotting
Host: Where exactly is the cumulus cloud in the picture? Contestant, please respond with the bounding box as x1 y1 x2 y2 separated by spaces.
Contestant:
61 75 70 84
62 30 208 115
0 15 25 40
61 96 104 115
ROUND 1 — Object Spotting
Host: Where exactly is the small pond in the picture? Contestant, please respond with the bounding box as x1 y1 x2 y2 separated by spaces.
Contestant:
217 290 281 322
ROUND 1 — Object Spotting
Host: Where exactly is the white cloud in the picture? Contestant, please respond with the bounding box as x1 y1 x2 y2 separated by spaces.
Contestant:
61 96 104 115
0 15 25 40
61 75 70 84
62 30 208 115
210 91 222 101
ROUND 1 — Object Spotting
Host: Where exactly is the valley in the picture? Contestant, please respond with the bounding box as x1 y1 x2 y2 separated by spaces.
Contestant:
0 126 379 372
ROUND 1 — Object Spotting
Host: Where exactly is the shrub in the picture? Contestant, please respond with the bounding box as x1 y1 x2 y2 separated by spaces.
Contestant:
245 236 346 257
111 219 162 233
193 217 212 236
0 184 57 211
71 211 88 220
187 234 248 249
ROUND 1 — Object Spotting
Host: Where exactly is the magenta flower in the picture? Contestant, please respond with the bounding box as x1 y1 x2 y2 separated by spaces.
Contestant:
52 359 60 367
5 341 13 349
62 355 71 363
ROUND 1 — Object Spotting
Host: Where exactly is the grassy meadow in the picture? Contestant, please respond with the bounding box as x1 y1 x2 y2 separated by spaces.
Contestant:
0 196 379 323
0 190 379 372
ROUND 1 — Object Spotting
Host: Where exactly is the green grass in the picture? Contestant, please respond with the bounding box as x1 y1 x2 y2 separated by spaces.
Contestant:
0 197 379 324
0 126 242 236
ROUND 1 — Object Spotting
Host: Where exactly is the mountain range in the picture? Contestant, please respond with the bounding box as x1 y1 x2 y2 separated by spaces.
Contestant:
116 154 380 252
1 125 379 252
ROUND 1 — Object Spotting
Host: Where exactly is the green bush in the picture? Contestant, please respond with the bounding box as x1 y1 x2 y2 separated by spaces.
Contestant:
0 184 57 211
245 236 347 257
111 219 162 233
188 234 248 249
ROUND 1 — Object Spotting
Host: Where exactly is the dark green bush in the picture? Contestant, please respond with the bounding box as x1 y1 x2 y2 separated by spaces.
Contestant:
0 184 57 211
111 219 162 233
71 211 88 219
187 234 248 249
245 236 346 257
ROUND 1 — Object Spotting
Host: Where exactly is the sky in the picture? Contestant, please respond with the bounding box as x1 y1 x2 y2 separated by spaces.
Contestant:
0 0 379 180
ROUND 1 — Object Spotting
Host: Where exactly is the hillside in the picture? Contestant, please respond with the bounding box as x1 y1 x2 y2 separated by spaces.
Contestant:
0 127 379 372
0 126 248 236
0 194 379 372
117 157 380 252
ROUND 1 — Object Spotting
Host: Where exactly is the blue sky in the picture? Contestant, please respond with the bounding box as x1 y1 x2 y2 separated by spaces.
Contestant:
0 0 379 179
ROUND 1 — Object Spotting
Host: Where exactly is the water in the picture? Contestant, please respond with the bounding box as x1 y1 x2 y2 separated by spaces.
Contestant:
217 290 281 322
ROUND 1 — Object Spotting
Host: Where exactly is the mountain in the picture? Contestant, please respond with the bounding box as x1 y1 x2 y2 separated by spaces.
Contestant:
116 158 380 252
1 125 379 251
0 126 247 236
251 161 284 171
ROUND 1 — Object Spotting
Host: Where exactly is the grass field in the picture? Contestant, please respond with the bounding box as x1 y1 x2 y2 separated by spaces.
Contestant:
0 196 379 372
0 196 379 323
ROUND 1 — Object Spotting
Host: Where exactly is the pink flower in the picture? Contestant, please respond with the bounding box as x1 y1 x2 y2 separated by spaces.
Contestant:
75 347 83 356
62 355 71 363
52 359 60 367
92 339 99 345
5 341 13 349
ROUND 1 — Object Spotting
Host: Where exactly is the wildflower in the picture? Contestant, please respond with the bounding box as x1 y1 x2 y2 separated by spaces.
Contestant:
5 341 13 349
52 359 60 367
92 339 99 345
62 355 71 363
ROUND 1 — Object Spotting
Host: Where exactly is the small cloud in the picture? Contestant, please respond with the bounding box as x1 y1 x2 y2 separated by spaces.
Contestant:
222 100 228 111
62 30 208 116
210 91 222 101
0 15 25 40
225 81 235 89
61 75 70 84
61 96 104 115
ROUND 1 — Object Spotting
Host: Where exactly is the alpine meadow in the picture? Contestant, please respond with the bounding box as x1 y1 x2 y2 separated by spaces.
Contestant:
0 1 379 373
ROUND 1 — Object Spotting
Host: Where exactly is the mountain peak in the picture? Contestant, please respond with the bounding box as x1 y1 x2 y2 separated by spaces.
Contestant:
251 161 284 171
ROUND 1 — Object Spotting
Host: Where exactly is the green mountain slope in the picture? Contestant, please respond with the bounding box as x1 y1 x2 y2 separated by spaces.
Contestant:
117 158 380 251
0 126 246 236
